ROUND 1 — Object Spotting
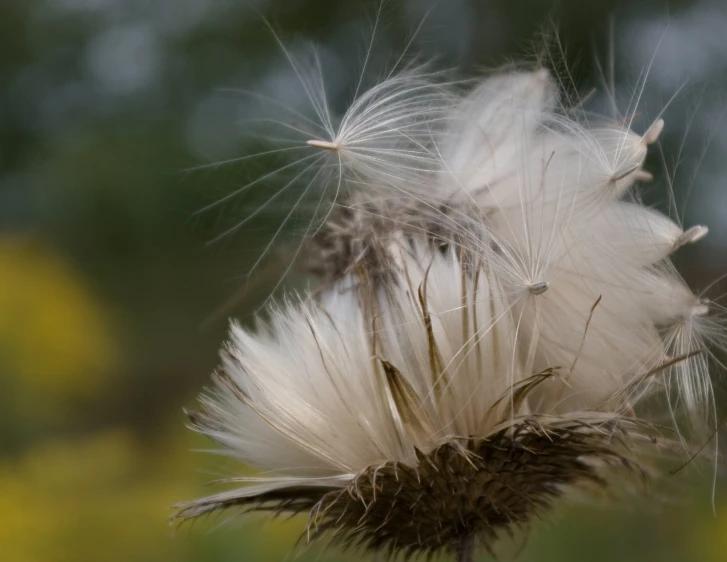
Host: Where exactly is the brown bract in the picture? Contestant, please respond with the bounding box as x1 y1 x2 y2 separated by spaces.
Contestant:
173 414 652 560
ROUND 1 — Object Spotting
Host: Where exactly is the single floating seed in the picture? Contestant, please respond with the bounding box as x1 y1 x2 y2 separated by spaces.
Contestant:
674 225 709 248
529 282 549 295
643 118 665 145
307 139 339 151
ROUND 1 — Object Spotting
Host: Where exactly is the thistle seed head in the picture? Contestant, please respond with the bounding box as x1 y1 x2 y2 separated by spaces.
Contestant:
176 37 725 561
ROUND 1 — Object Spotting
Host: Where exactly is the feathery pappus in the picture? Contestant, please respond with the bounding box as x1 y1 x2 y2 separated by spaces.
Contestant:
174 55 725 561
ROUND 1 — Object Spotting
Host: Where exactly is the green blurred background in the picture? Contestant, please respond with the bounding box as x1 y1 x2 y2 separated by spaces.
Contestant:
1 0 726 560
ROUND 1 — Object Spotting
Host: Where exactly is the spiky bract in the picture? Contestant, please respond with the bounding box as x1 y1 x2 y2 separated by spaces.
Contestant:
176 414 652 559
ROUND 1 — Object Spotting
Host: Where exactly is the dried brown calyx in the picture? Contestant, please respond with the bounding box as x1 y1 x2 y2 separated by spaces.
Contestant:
174 415 652 560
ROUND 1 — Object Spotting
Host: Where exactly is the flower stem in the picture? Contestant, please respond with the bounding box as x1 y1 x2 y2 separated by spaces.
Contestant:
455 535 475 562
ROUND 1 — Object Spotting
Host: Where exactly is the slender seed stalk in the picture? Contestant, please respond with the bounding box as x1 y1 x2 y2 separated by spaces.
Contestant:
456 535 476 562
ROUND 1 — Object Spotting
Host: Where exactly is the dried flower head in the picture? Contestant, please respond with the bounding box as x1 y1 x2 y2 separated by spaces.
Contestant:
175 51 724 561
174 243 659 559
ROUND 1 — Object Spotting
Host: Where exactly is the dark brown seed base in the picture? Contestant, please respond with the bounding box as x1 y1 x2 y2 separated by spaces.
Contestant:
308 417 645 559
174 416 649 560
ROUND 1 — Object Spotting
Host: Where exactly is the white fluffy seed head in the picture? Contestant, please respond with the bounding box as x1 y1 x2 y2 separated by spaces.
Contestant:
178 52 724 557
202 62 721 451
194 243 522 473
